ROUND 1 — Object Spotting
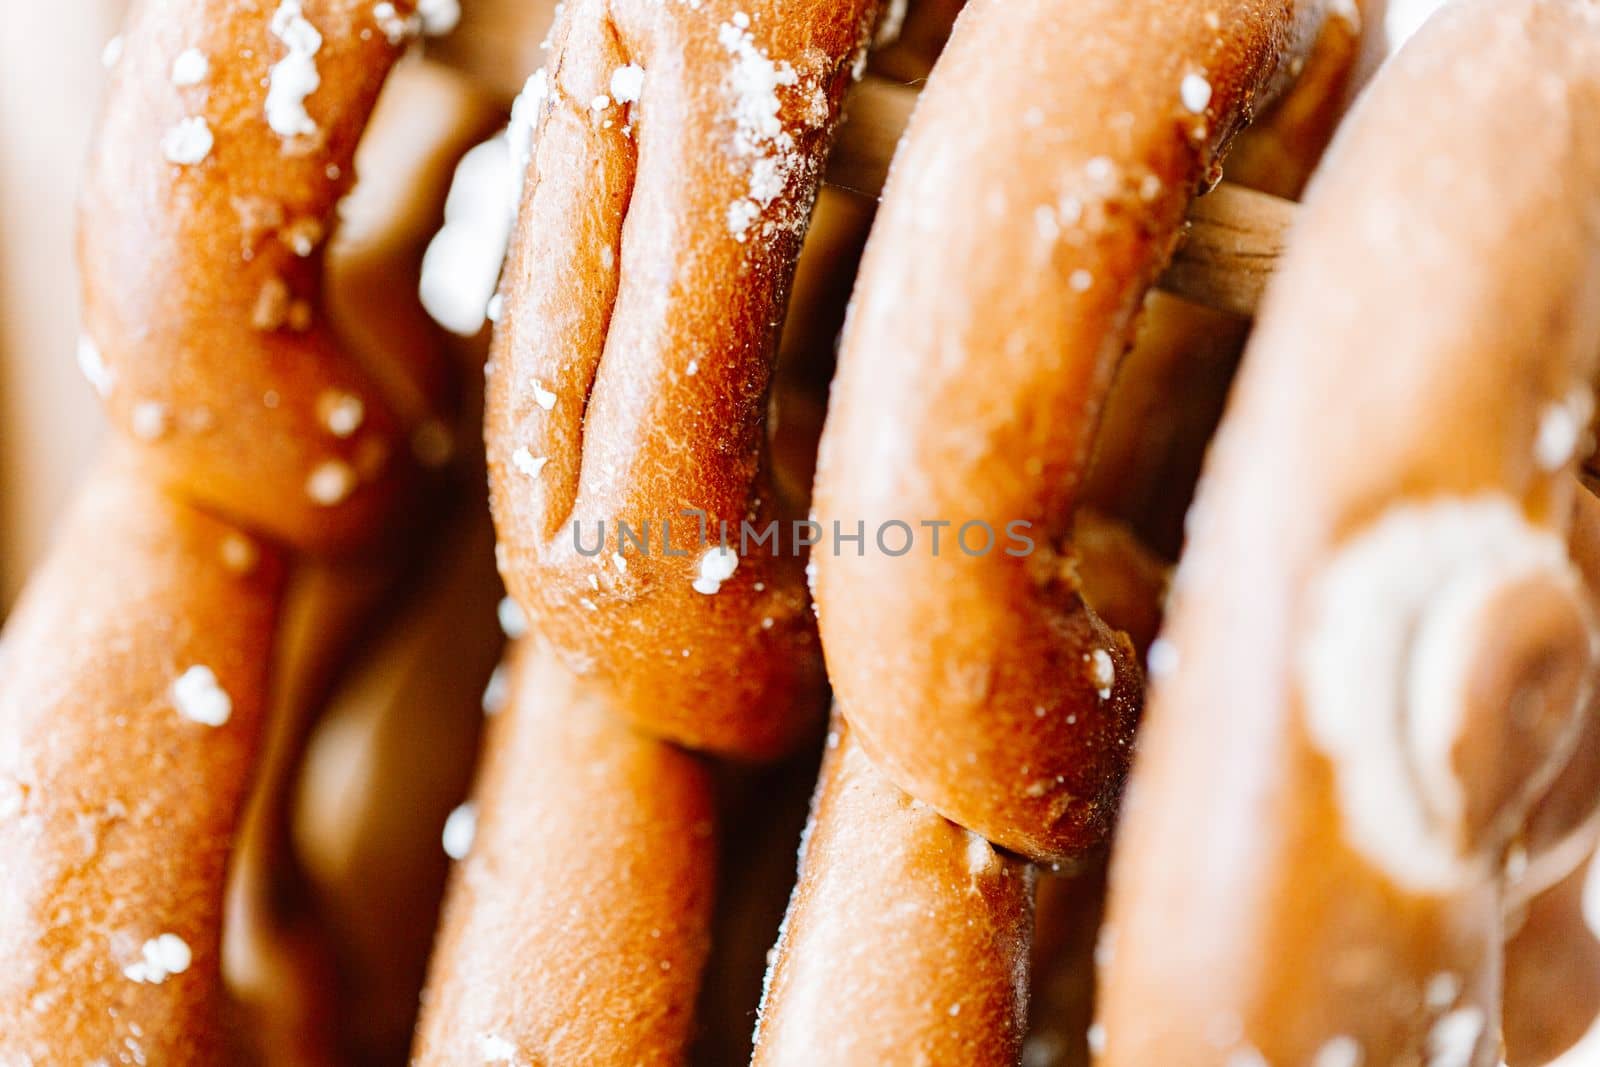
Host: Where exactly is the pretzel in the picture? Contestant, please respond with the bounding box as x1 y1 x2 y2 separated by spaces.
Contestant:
753 718 1038 1067
485 0 882 760
414 8 890 1047
810 0 1329 865
0 0 451 1058
1096 4 1600 1064
411 639 717 1065
79 0 451 553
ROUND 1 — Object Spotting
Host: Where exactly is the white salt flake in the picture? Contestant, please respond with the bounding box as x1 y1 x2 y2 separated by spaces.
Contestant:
161 117 214 164
317 390 365 438
480 1033 518 1063
416 0 460 35
531 379 557 410
171 48 209 86
481 663 510 715
305 459 357 505
1426 1007 1484 1067
511 447 548 479
123 933 192 984
77 335 114 396
1536 390 1592 471
267 1 323 140
497 596 528 639
1181 72 1213 114
610 63 645 104
442 801 477 860
692 545 739 595
101 35 124 69
171 666 232 727
372 1 420 44
1087 648 1114 699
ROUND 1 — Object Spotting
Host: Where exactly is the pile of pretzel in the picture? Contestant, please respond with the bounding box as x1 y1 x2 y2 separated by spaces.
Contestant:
4 0 1600 1063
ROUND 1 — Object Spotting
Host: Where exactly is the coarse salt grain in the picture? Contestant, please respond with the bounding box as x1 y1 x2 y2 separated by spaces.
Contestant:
416 0 460 35
305 459 356 505
497 595 528 639
531 379 557 410
372 1 419 44
171 666 232 726
317 390 365 438
171 48 209 86
511 447 548 479
1087 648 1114 699
77 335 114 396
1180 72 1213 114
692 545 739 595
481 663 509 715
267 0 323 139
480 1034 518 1063
610 63 645 103
1310 1036 1361 1067
442 801 477 860
161 117 214 164
123 933 192 984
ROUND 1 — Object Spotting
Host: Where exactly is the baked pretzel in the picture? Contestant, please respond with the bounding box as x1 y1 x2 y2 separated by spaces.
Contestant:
485 0 882 760
811 0 1329 865
0 0 452 1058
415 0 891 1047
1097 3 1600 1064
753 2 1337 1058
412 640 718 1066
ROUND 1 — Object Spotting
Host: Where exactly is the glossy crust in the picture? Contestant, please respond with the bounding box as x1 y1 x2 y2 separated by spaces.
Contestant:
811 0 1326 862
5 1 460 1057
80 0 444 553
412 641 718 1066
1098 3 1600 1063
486 0 880 760
0 454 286 1064
751 720 1036 1067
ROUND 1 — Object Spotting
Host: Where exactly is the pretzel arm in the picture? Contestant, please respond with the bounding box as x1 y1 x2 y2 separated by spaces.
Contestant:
0 454 285 1062
412 641 717 1065
80 0 445 552
488 0 881 760
751 719 1036 1067
1098 3 1600 1063
812 0 1328 864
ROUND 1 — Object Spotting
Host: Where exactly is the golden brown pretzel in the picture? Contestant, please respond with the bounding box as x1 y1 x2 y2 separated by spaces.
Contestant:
811 0 1328 864
0 452 285 1061
80 0 448 553
1097 3 1600 1063
0 0 455 1058
486 0 882 760
752 719 1037 1067
411 640 717 1065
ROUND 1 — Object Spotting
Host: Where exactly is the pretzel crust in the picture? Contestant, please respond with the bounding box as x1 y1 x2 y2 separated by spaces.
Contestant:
486 0 880 761
811 0 1326 863
0 453 285 1063
80 0 442 553
412 641 717 1066
1098 3 1600 1063
751 720 1036 1067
